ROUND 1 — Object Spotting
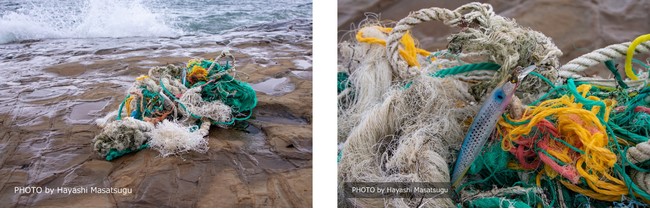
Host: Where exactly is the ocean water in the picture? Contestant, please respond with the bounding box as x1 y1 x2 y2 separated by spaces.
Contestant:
0 0 311 79
0 0 312 43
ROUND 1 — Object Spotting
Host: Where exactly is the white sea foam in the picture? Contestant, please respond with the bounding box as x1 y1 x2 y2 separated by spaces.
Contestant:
0 0 181 44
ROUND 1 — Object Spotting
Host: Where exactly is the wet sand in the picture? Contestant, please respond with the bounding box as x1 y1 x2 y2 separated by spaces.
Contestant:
0 23 312 207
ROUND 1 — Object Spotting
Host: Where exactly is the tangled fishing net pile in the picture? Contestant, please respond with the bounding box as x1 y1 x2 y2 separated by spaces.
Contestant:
93 51 257 160
337 2 650 208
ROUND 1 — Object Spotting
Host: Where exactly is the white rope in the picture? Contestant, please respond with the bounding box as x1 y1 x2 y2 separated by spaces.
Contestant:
92 117 155 157
632 171 650 194
627 141 650 164
460 186 545 203
179 86 232 123
559 41 650 75
628 142 650 195
386 2 561 101
385 4 465 79
573 77 648 90
208 50 237 78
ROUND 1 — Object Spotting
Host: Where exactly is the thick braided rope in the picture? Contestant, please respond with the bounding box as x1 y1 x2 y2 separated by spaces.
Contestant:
627 141 650 164
563 78 647 91
559 41 650 78
632 171 650 194
385 4 477 80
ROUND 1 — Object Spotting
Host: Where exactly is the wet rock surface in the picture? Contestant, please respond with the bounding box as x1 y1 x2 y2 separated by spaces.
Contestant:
0 23 312 207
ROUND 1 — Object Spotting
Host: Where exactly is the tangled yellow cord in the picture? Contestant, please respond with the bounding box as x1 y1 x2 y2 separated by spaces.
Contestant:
625 33 650 81
186 59 202 68
135 75 149 81
124 96 134 116
186 65 208 82
355 26 432 67
126 76 150 115
498 84 633 201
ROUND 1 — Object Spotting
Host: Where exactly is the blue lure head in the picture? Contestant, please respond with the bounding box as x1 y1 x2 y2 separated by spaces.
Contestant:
493 77 517 110
494 84 515 110
493 65 536 110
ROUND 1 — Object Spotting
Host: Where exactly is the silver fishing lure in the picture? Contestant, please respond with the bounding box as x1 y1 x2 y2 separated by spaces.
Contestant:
450 65 536 187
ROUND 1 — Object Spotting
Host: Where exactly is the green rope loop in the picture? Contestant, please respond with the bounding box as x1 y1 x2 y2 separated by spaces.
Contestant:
605 60 629 89
431 62 501 78
116 95 130 120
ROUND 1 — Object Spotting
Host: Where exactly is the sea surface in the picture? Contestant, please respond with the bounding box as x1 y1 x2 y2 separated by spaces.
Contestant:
0 0 312 72
0 0 311 42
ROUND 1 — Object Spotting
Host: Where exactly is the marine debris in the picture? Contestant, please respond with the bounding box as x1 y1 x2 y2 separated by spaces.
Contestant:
337 2 650 207
93 51 257 160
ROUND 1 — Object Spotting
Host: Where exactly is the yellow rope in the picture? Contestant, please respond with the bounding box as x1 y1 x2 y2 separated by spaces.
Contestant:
498 84 630 200
560 180 623 202
355 29 386 45
187 65 208 82
135 75 149 81
535 172 543 208
186 58 202 68
124 96 134 116
625 33 650 80
355 26 433 67
129 75 148 115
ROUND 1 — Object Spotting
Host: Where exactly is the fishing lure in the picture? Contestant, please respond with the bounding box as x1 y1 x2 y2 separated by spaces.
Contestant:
450 65 536 188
